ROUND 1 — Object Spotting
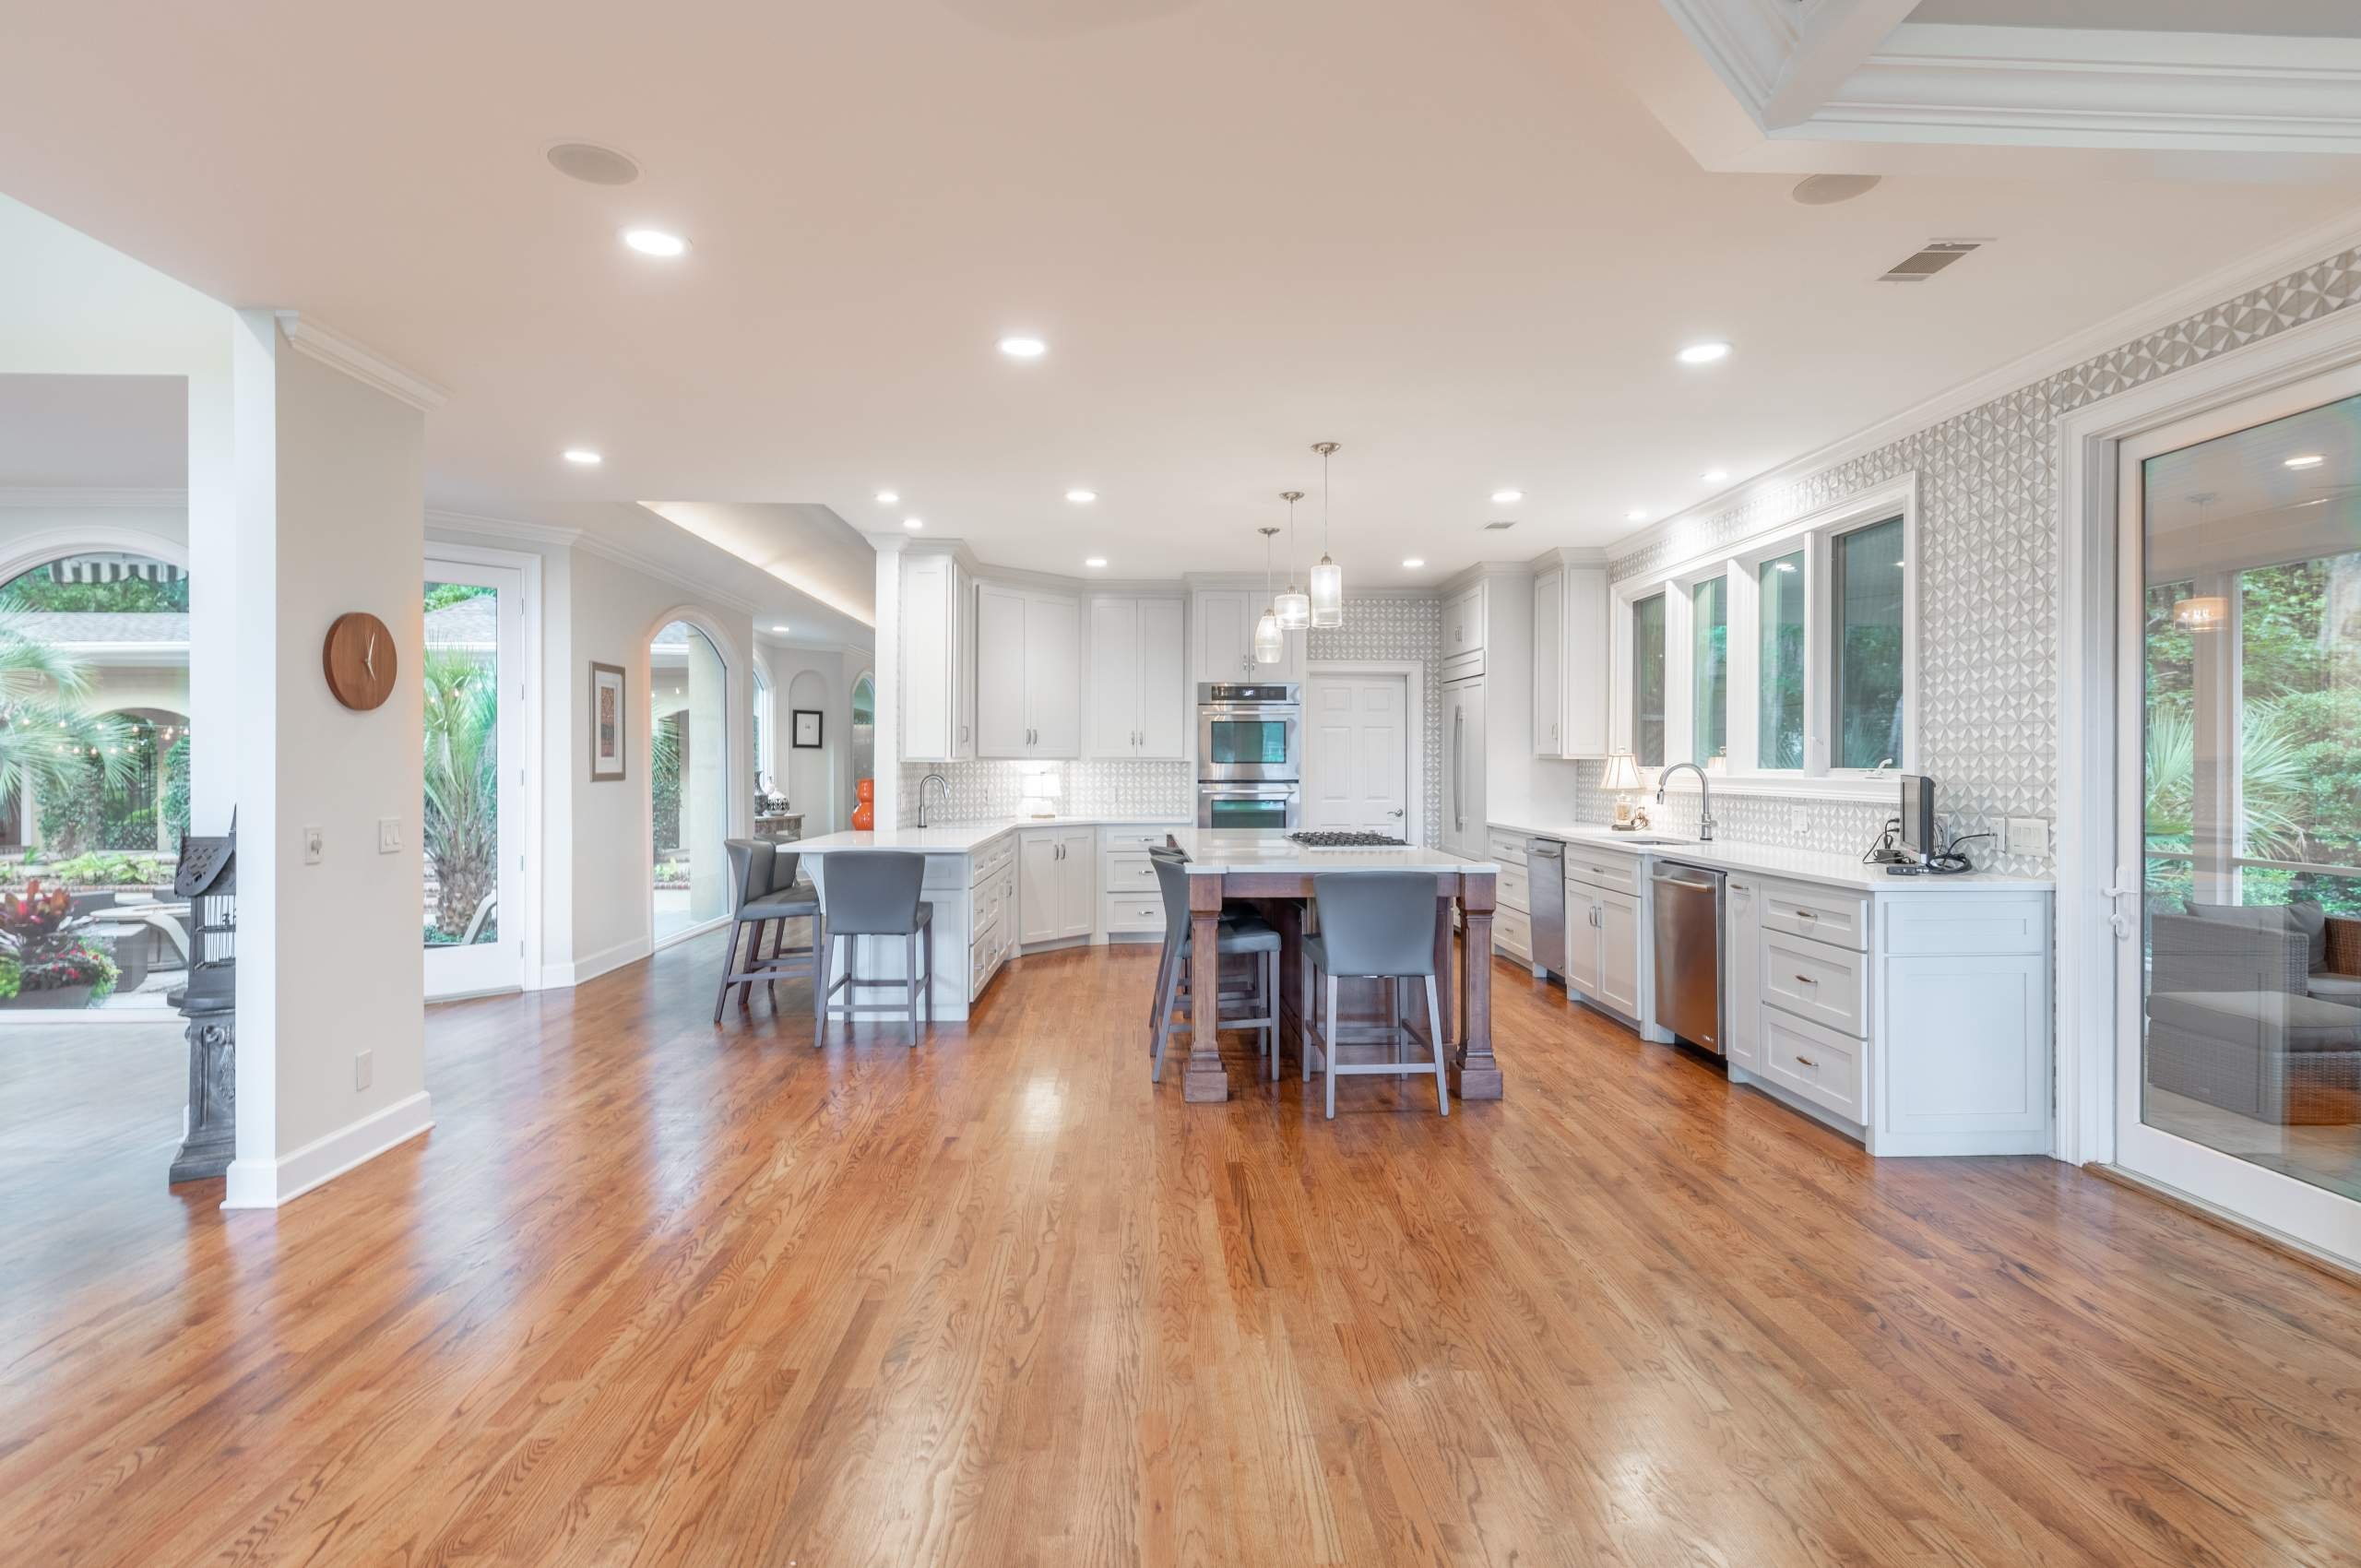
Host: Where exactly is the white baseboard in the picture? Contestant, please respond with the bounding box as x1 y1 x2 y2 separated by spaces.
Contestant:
221 1090 433 1209
543 935 650 990
653 915 729 954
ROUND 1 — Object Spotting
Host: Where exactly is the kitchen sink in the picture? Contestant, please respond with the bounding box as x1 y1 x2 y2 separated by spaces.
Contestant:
1612 835 1689 846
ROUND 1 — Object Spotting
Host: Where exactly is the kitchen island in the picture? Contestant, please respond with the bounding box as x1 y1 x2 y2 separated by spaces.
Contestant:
1162 828 1501 1104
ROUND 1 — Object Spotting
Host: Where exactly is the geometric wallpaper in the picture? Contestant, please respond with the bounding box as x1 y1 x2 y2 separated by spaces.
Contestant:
1592 244 2361 878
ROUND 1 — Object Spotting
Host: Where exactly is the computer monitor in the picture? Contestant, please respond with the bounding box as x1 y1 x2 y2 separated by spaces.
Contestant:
1900 776 1935 861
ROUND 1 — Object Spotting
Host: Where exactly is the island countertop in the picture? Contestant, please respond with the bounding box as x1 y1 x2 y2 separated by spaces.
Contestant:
1160 828 1498 875
789 815 1190 857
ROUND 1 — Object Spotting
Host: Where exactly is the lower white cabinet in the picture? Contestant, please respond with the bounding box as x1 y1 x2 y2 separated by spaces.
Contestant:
1492 903 1532 966
1097 824 1187 938
1724 875 1761 1071
1596 887 1641 1018
1564 848 1643 1021
1017 826 1094 945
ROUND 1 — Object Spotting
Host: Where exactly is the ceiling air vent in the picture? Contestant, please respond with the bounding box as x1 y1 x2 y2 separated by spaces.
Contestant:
1878 239 1984 283
1483 519 1518 530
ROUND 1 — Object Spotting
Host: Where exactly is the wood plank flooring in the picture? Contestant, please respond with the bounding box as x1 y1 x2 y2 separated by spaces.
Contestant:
4 936 2360 1566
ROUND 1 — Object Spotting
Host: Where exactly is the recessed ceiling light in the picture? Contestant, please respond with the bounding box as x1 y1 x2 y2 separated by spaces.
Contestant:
563 448 602 466
769 624 790 634
903 517 924 530
546 141 643 187
1065 489 1097 504
1085 556 1109 568
622 228 688 257
1403 557 1426 568
1490 490 1523 505
1791 172 1880 208
997 335 1047 359
1626 508 1648 522
2284 453 2326 469
1701 468 1728 483
875 490 899 504
1677 340 1731 365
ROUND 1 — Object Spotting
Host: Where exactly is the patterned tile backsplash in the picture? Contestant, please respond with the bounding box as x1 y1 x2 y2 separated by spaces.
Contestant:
896 758 1194 826
1306 595 1445 847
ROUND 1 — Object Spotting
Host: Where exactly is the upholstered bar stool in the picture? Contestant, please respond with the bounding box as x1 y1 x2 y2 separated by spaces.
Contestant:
1149 853 1282 1083
1300 871 1449 1119
714 838 821 1026
814 849 933 1047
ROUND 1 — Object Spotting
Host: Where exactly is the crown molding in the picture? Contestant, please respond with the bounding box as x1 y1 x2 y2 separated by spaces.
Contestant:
1438 560 1536 595
0 486 186 510
275 313 449 411
425 507 582 549
1607 213 2361 567
1527 544 1611 572
575 532 763 620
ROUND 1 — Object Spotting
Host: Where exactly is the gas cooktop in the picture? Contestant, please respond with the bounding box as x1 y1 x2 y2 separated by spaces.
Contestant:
1287 830 1409 849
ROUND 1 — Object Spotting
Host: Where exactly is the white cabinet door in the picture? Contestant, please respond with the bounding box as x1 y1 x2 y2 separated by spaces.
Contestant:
975 583 1030 757
1136 598 1188 758
1446 584 1485 654
1442 679 1486 855
1565 894 1602 996
1058 826 1096 937
1596 885 1643 1018
1026 592 1080 757
1562 564 1608 755
903 553 956 761
1086 597 1140 758
1193 589 1250 683
1725 875 1761 1071
1531 568 1562 758
1017 831 1063 945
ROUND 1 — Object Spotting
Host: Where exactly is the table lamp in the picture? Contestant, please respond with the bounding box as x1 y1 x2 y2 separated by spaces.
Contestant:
1019 765 1063 820
1601 752 1643 830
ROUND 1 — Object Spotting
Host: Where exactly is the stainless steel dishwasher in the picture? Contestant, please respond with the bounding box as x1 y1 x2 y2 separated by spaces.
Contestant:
1650 861 1725 1054
1525 837 1566 977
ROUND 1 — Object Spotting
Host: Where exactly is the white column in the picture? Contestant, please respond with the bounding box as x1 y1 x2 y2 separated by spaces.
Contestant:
871 536 905 831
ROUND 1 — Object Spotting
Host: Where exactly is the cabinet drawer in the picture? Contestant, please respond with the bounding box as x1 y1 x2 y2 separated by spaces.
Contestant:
1492 904 1532 964
1102 850 1162 896
1761 1006 1862 1123
969 836 1017 888
1761 881 1869 952
1485 827 1528 867
1762 930 1869 1038
1499 861 1530 913
1880 894 2049 956
1098 826 1178 855
1442 645 1484 683
1565 848 1640 897
1101 890 1168 935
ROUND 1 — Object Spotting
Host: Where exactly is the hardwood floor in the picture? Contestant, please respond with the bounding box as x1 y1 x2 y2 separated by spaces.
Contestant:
5 938 2360 1566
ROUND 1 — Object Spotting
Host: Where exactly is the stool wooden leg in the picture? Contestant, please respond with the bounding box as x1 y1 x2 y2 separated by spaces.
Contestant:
1324 975 1340 1119
1425 974 1449 1116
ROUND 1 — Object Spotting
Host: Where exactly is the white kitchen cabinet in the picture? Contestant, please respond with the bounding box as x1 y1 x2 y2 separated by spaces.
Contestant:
1441 678 1486 858
1086 595 1187 759
1724 874 1761 1072
1596 886 1642 1018
901 552 973 762
1017 826 1094 944
1564 893 1600 997
976 583 1080 758
1192 588 1301 683
1443 581 1486 681
1532 558 1608 758
1563 846 1643 1024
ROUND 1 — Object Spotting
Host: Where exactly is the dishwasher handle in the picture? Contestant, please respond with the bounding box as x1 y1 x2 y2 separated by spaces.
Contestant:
1653 870 1719 890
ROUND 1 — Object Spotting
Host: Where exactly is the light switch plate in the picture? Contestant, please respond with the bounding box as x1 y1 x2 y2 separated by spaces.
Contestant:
2007 815 2048 858
355 1049 373 1090
377 817 400 853
303 826 323 865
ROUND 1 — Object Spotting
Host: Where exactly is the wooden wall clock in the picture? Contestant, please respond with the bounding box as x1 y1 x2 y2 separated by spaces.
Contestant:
322 612 397 711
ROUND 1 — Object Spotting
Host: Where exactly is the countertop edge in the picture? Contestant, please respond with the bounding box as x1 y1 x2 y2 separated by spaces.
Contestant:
1485 819 2054 894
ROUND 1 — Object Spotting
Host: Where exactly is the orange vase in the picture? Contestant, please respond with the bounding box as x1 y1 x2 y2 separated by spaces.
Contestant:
850 777 874 831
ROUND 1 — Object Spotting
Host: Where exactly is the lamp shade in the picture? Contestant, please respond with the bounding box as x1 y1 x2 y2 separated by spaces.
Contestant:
1252 607 1285 664
1599 752 1643 791
2174 594 2228 633
1274 585 1311 632
1309 554 1343 628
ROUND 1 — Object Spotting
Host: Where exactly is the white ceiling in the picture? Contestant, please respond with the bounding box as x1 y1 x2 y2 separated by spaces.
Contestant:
2 1 2359 590
1909 0 2361 35
0 374 185 489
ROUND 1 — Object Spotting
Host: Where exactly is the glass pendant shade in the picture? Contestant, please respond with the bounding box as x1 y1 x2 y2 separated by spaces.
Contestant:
1310 554 1343 628
1252 607 1285 664
1274 586 1311 632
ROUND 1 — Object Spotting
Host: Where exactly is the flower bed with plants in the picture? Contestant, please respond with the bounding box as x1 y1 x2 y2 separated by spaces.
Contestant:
0 880 120 1006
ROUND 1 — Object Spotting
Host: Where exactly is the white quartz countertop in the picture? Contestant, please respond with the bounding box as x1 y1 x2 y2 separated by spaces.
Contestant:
789 815 1189 856
1489 820 2052 893
1164 828 1497 875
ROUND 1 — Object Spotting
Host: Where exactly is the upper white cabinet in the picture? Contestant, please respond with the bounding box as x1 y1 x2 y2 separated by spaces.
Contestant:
1533 559 1609 758
976 582 1080 757
902 552 974 762
1443 581 1487 681
1192 588 1302 683
1086 596 1188 760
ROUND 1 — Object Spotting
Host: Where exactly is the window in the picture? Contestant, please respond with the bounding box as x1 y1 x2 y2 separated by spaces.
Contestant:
1614 479 1915 790
1631 593 1666 767
1832 517 1905 769
1758 551 1804 768
1691 575 1726 767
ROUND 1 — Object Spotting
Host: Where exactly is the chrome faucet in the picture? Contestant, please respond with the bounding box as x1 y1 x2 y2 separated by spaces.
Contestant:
918 772 950 828
1655 762 1715 842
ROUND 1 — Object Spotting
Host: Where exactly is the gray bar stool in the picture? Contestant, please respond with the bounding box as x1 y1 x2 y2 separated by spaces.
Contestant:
1149 852 1282 1083
1144 846 1268 1044
814 849 933 1047
714 838 821 1026
1300 871 1449 1119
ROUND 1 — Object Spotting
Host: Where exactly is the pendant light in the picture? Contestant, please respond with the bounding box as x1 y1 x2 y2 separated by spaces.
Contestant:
1253 527 1286 665
1310 441 1344 628
1274 491 1311 632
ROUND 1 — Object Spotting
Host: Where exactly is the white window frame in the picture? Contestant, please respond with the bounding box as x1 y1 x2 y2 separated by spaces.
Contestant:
1611 472 1920 800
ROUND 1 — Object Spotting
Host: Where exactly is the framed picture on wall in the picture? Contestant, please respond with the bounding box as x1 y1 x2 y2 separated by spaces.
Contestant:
590 662 627 780
792 708 824 748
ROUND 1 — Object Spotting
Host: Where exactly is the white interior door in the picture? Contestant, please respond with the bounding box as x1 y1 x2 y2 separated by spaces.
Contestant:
2112 374 2361 1269
1302 674 1409 836
423 558 525 999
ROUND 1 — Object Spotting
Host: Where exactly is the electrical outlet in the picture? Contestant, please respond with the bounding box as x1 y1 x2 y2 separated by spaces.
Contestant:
1789 808 1809 839
377 816 400 853
354 1049 373 1090
2007 815 2048 859
303 826 323 865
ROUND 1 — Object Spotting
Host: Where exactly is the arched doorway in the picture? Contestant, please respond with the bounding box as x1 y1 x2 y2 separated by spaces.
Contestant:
651 619 729 944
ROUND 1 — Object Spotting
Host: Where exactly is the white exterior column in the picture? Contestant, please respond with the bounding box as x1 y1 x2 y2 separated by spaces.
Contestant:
870 536 904 831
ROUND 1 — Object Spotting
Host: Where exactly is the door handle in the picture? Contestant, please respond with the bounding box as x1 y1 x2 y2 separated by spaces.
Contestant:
2101 865 2136 940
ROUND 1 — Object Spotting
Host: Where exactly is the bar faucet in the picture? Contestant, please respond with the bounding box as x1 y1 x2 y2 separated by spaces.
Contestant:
918 772 950 828
1655 762 1715 842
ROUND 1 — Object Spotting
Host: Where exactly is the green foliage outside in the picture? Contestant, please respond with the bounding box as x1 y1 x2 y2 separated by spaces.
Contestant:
0 612 136 845
0 575 185 613
422 649 499 944
651 711 683 855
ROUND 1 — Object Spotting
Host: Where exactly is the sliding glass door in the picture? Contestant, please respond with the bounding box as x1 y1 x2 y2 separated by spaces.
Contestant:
2118 385 2361 1266
422 561 525 998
